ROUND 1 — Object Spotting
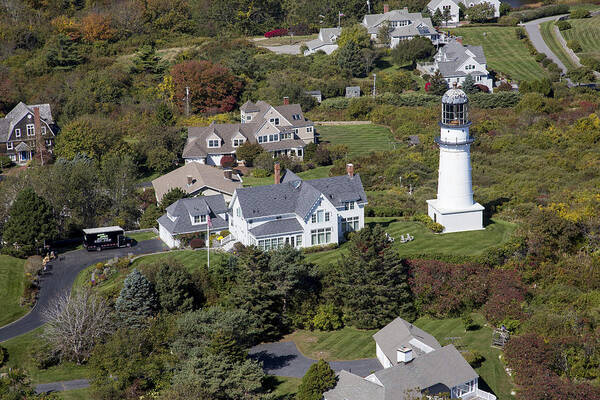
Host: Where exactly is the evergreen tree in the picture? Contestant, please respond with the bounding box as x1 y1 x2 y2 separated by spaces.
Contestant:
115 269 158 328
160 187 187 211
331 225 415 329
297 359 337 400
428 71 449 95
432 8 443 26
207 329 247 363
2 188 57 257
132 45 165 74
461 74 478 94
45 34 84 70
377 21 391 47
337 41 365 78
155 260 197 313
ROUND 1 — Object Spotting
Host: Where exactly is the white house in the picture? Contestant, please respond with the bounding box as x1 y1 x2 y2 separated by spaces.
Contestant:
157 195 229 249
362 7 440 47
228 164 367 251
304 28 342 55
324 316 497 400
421 39 493 92
183 99 315 165
428 0 501 25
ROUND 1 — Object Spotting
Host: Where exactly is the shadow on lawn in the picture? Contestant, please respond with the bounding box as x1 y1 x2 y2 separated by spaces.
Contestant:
250 350 297 371
483 196 511 226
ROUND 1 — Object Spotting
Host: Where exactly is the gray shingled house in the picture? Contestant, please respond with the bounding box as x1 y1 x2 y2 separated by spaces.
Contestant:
182 99 315 165
157 195 229 248
324 316 497 400
362 7 440 47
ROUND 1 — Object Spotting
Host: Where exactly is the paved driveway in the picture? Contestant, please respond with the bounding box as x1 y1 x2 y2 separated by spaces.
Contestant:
249 341 382 378
260 45 301 55
36 379 90 394
0 239 166 342
523 15 569 74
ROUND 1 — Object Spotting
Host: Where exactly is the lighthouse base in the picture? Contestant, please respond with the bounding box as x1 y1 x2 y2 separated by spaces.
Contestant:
426 200 485 233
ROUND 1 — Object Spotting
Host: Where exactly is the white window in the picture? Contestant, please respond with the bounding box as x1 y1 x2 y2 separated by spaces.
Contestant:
193 215 207 224
208 139 220 148
311 228 331 245
280 132 291 140
344 201 355 210
269 134 275 142
296 235 302 247
236 207 241 217
342 216 359 232
45 139 52 146
27 124 35 136
9 154 16 161
307 126 313 133
325 212 330 222
293 128 298 135
269 118 280 125
233 139 244 147
312 210 328 223
15 128 21 138
6 142 13 150
41 126 47 135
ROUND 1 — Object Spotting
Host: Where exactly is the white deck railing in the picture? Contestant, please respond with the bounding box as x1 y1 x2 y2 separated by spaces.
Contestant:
462 389 497 400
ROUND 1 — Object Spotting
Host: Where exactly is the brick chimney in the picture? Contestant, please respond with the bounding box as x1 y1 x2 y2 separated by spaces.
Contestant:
283 97 289 105
274 162 281 184
383 3 389 13
347 163 354 178
223 169 232 180
187 175 193 186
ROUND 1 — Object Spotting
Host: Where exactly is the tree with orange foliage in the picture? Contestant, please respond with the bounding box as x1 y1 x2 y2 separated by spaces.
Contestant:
81 13 115 42
170 61 243 114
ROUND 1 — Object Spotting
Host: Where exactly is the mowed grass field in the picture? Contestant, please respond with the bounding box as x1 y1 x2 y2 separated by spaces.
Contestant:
450 26 548 81
305 217 515 267
286 327 378 361
0 254 27 327
540 21 577 70
561 15 600 60
317 124 396 157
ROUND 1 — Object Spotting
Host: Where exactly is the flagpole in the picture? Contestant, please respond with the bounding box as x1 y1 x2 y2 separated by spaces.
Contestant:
338 12 341 28
206 219 210 269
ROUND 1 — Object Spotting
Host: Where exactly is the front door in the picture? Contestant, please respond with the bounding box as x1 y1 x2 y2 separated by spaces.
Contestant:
19 151 29 163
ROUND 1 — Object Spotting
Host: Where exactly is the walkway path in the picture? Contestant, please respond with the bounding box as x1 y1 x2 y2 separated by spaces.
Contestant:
35 379 90 394
0 239 166 342
523 14 569 74
249 341 382 378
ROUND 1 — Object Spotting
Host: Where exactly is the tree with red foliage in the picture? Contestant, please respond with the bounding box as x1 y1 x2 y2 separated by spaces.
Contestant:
220 155 235 168
170 61 243 114
482 269 527 325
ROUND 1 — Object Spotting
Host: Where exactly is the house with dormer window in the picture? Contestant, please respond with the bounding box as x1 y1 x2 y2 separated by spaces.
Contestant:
362 7 440 47
304 27 342 55
428 0 501 25
0 102 57 165
227 163 367 251
183 99 315 165
157 194 229 248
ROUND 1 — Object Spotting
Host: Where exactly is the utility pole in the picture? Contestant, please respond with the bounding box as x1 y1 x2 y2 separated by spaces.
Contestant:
185 86 190 116
367 0 371 13
372 73 377 98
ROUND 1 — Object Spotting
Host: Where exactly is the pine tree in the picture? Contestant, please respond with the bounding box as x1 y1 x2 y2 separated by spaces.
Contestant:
207 329 247 363
461 74 478 94
337 41 365 78
115 269 158 328
332 225 415 329
429 71 449 95
432 8 443 26
160 187 187 211
132 45 165 74
297 359 337 400
2 188 57 257
45 34 84 71
155 260 196 313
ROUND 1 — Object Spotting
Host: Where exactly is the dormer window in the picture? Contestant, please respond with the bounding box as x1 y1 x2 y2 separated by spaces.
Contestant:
15 128 21 137
27 124 35 136
344 201 355 210
269 118 280 126
292 114 301 120
208 139 220 148
233 139 244 147
194 215 207 224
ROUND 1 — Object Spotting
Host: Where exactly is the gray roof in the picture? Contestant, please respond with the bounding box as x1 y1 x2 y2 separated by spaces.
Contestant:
436 40 487 78
428 0 459 9
235 170 367 220
240 100 260 113
83 226 123 234
249 218 303 238
324 370 384 400
152 162 242 202
362 8 435 36
373 317 441 366
14 142 32 152
306 27 342 50
374 345 479 400
157 195 229 235
1 102 54 143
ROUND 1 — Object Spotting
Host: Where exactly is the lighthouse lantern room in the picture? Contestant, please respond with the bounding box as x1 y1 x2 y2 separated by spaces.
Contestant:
426 86 484 233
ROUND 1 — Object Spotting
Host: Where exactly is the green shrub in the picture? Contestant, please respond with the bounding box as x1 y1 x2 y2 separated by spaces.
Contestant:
462 313 480 331
463 350 485 367
345 97 377 119
312 304 344 331
29 341 60 370
535 52 547 62
567 39 582 53
469 92 521 108
498 15 519 26
319 96 349 110
219 230 230 237
580 56 600 72
501 318 521 333
412 214 444 233
512 4 569 22
570 9 589 19
0 346 7 367
515 27 527 40
555 20 571 31
302 243 338 254
0 155 13 170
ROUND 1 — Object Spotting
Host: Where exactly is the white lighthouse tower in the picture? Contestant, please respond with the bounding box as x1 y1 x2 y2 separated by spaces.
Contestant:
426 86 484 233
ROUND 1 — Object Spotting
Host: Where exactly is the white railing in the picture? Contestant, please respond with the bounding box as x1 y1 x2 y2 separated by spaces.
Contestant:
220 234 235 245
462 389 497 400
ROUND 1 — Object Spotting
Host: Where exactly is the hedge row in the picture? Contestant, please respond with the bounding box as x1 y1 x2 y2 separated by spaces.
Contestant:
511 4 569 22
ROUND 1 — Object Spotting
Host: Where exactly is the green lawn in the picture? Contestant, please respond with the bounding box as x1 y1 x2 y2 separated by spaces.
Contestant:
540 21 577 71
0 328 91 384
269 376 302 399
305 217 515 267
449 26 548 81
56 387 92 400
286 327 378 361
127 231 158 242
242 165 332 187
561 15 600 60
0 254 27 327
252 34 317 46
414 314 514 400
286 314 514 399
317 124 396 158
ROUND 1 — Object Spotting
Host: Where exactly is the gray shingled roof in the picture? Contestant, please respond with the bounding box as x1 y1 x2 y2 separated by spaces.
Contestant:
240 100 260 113
306 27 342 51
373 317 441 367
374 345 478 400
236 170 367 220
324 370 385 400
157 195 229 235
14 142 32 152
436 40 487 78
362 9 435 35
1 102 55 143
249 218 303 238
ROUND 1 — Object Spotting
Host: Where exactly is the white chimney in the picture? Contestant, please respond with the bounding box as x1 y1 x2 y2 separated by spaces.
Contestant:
397 346 413 363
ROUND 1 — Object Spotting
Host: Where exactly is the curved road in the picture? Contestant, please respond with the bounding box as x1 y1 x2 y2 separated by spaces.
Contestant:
523 14 569 74
0 239 166 342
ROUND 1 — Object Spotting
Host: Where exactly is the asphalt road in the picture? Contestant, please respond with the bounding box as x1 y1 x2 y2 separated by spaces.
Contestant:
249 341 382 378
35 379 90 394
0 239 166 342
523 14 569 74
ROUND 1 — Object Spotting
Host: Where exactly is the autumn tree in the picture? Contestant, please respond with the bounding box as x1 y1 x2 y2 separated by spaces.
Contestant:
80 13 115 42
170 60 243 114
